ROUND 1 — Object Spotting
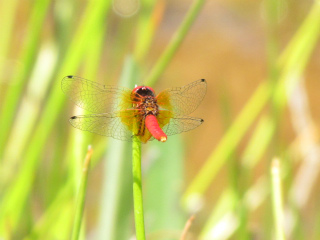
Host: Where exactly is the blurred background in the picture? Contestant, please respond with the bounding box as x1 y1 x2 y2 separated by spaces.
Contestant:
0 0 320 239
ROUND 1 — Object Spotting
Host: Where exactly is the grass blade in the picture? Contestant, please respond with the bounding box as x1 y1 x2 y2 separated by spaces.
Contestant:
144 0 206 86
71 146 93 240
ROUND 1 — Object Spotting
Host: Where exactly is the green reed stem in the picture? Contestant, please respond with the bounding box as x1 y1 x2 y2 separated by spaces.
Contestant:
144 0 205 86
270 158 285 240
71 147 93 240
132 136 146 240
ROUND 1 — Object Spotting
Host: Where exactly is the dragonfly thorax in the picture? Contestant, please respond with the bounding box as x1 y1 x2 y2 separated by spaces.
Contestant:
139 96 159 116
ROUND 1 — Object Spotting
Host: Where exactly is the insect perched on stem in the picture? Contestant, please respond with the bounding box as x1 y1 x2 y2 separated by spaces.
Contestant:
62 76 206 143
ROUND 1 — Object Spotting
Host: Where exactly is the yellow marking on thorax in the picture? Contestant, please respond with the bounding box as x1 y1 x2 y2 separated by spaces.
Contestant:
137 116 146 136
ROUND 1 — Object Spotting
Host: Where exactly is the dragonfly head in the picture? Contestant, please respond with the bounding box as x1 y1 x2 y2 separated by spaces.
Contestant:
131 86 155 99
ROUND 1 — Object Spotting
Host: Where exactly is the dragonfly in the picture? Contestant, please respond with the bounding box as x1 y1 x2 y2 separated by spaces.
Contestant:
62 76 206 143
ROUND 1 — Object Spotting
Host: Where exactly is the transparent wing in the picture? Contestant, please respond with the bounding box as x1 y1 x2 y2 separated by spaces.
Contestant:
62 75 132 113
156 79 207 116
157 110 204 136
69 111 135 141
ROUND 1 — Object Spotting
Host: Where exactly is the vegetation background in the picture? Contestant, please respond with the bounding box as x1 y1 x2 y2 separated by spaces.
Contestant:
0 0 320 239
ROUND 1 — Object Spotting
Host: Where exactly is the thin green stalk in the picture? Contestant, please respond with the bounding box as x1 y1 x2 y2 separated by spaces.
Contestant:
270 158 285 240
71 147 93 240
144 0 206 86
265 0 281 156
132 136 146 240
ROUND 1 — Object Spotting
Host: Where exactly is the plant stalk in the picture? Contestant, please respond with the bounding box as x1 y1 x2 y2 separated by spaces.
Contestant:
132 136 146 240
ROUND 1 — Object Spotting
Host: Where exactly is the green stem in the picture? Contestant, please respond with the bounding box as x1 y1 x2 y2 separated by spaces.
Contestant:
132 136 146 240
144 0 206 86
71 147 93 240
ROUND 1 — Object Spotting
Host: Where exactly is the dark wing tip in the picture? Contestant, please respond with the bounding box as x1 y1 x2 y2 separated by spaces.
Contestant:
201 79 206 82
70 116 77 119
200 119 204 123
66 75 74 78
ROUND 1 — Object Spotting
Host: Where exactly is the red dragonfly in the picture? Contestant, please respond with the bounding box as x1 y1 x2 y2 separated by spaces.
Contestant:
62 76 206 143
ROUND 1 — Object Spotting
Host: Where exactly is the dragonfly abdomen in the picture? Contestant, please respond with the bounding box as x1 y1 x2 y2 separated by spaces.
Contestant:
145 114 167 142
